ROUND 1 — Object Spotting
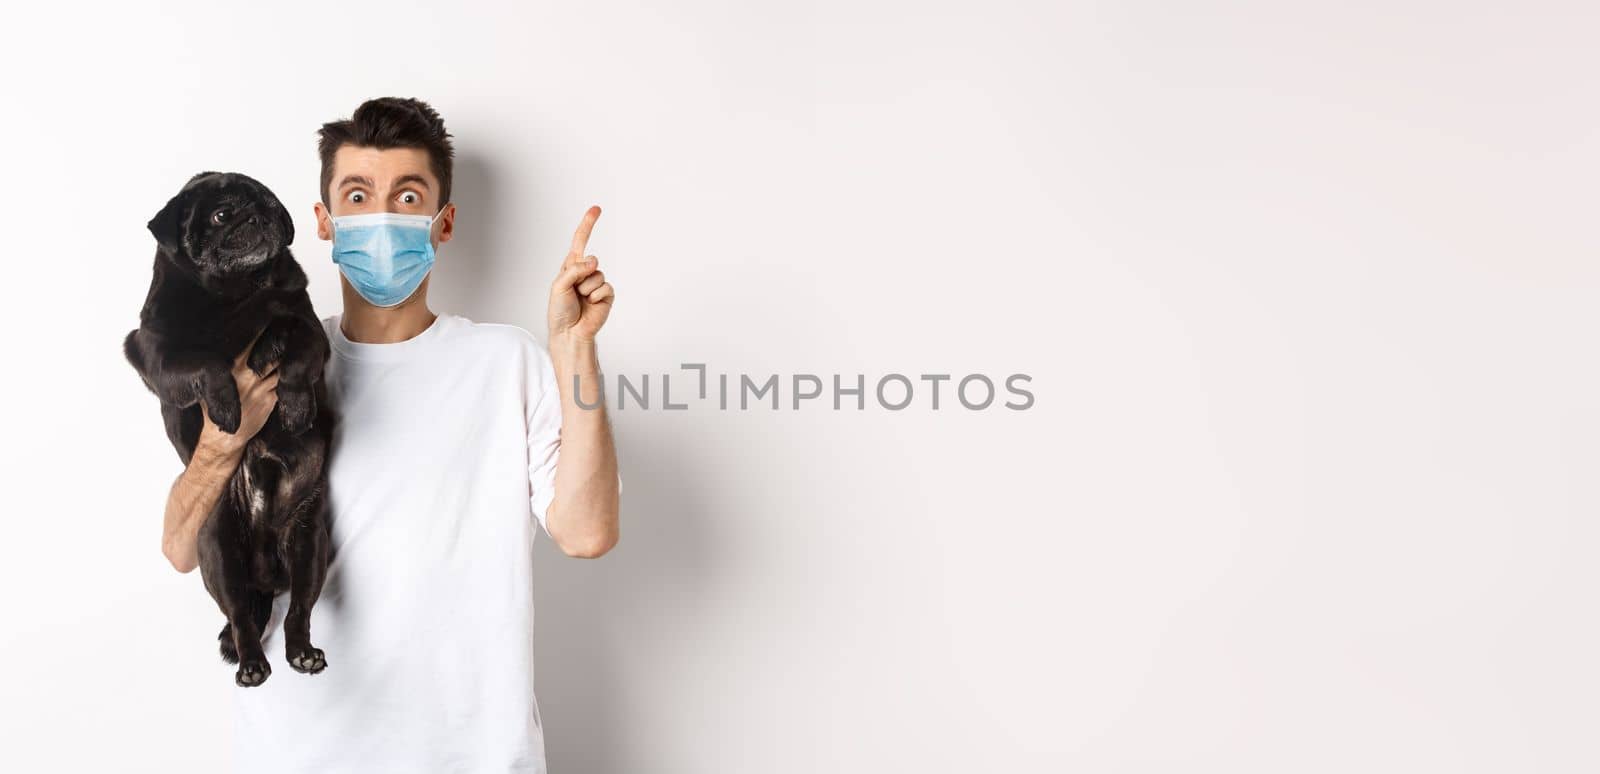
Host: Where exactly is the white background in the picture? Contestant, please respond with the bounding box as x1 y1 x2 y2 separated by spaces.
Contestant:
1 1 1596 771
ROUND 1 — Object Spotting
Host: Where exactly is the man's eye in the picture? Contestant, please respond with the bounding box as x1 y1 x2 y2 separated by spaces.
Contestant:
400 192 419 205
211 209 229 225
347 191 366 204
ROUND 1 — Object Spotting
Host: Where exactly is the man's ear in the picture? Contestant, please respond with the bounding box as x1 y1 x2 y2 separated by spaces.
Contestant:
436 202 456 246
147 189 192 254
313 202 332 241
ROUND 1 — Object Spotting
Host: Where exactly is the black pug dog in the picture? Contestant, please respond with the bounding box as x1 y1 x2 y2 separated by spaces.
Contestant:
124 171 333 687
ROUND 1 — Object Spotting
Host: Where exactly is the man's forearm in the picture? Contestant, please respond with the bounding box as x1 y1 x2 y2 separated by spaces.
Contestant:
547 335 621 558
163 442 240 573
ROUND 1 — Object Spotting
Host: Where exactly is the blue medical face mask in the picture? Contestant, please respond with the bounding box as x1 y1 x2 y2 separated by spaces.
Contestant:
327 208 447 308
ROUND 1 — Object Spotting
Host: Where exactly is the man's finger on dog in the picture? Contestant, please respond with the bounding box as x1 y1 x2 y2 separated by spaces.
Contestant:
243 359 281 380
235 326 270 366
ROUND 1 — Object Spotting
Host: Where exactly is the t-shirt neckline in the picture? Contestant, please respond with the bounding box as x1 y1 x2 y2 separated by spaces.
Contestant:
329 312 450 362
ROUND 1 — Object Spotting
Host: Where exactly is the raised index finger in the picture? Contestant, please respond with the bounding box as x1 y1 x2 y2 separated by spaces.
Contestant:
568 205 602 261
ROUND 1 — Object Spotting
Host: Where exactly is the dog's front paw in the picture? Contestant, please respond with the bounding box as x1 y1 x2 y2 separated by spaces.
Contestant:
288 645 327 675
248 326 289 377
235 657 271 687
202 369 242 433
277 386 316 435
208 396 242 434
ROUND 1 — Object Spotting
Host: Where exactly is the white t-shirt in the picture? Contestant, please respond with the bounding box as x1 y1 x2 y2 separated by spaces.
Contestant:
233 312 565 773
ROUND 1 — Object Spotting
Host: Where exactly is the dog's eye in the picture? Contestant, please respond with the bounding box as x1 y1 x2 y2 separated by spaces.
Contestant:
211 209 229 225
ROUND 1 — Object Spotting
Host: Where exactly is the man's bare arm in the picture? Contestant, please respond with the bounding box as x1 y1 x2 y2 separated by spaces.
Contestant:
160 343 281 573
543 205 621 558
545 338 620 558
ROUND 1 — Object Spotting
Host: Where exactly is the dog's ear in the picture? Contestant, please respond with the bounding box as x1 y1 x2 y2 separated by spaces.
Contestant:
276 200 296 246
148 172 221 253
147 188 194 254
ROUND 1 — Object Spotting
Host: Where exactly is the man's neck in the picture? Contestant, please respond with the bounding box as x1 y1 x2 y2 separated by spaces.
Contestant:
339 285 438 344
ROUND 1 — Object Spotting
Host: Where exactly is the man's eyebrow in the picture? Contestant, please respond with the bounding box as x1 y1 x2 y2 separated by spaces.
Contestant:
337 175 375 190
391 174 431 190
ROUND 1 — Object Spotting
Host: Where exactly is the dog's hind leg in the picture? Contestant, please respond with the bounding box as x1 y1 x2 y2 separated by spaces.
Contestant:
199 494 273 687
218 591 273 664
282 490 331 675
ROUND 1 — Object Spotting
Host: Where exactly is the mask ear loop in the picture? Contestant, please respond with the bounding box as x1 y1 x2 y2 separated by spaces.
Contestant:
425 204 450 241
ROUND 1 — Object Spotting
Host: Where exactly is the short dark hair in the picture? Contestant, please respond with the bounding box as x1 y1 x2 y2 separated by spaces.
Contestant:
318 97 455 209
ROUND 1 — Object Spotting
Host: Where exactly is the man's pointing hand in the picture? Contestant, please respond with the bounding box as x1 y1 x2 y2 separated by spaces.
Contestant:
548 205 614 344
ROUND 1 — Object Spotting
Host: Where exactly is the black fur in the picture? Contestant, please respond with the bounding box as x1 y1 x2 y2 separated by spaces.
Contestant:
125 172 333 687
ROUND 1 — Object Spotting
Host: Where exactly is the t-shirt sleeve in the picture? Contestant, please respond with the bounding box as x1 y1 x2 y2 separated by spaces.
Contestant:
526 340 562 537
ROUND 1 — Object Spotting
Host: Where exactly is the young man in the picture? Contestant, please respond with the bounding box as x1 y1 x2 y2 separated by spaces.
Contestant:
157 97 621 772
